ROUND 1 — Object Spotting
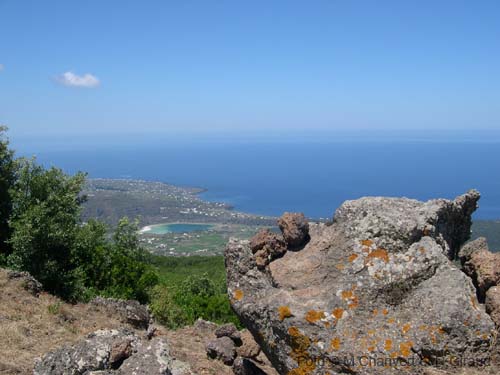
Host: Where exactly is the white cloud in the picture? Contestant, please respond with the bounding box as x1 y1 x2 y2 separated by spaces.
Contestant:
56 71 100 88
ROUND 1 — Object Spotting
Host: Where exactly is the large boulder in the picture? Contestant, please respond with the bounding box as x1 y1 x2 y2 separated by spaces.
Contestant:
34 329 192 375
7 270 43 297
249 229 287 269
225 191 495 374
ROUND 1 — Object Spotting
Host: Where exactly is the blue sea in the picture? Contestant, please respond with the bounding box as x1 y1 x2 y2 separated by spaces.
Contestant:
13 131 500 220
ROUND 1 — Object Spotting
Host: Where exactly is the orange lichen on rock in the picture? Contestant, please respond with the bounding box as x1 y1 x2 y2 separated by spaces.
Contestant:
335 264 345 271
402 323 411 334
387 318 395 324
287 326 315 375
361 239 374 247
348 296 359 309
367 248 389 263
419 247 426 254
233 289 244 301
279 306 293 321
382 309 389 315
331 337 341 351
384 339 392 351
332 307 344 320
348 254 358 262
372 309 378 316
399 341 413 357
305 310 324 324
341 290 353 300
471 295 478 310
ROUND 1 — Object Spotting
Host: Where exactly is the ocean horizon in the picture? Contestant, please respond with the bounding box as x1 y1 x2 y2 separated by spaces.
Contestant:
12 132 500 220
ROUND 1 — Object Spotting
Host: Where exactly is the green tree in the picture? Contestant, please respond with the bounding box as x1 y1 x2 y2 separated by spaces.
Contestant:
0 126 16 258
7 158 86 299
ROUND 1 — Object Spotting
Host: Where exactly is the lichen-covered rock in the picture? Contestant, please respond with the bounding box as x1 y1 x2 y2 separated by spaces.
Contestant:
277 213 310 249
206 336 237 365
34 329 192 375
215 323 242 346
225 191 495 375
7 270 43 296
90 297 150 329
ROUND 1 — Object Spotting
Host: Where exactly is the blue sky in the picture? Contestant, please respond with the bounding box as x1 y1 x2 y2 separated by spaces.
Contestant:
1 0 499 139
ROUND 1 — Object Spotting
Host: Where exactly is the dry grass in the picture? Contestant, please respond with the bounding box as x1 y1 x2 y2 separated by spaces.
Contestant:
0 269 140 374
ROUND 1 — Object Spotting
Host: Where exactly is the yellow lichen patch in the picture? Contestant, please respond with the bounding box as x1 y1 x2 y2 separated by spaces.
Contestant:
367 345 376 352
372 309 378 316
382 309 389 315
367 329 376 336
419 247 426 254
348 254 358 262
279 306 293 321
335 263 345 271
331 337 341 351
324 321 331 328
384 339 393 351
402 323 411 334
399 341 413 357
437 326 445 335
332 307 344 320
367 248 389 263
471 295 478 310
387 318 395 324
341 290 353 300
361 239 374 247
233 289 244 301
287 327 315 375
419 325 427 331
305 310 324 324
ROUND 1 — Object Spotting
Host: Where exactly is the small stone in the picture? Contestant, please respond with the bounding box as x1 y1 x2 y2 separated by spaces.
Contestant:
215 323 242 346
206 336 236 366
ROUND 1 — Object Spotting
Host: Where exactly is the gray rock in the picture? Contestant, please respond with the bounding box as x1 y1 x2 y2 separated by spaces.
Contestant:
459 237 490 264
232 357 268 375
7 270 43 296
34 329 137 375
225 191 495 375
277 213 310 249
34 329 192 375
90 297 150 329
215 323 242 345
206 336 236 365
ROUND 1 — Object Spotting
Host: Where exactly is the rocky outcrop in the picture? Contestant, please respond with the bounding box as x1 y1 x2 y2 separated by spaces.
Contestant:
250 229 287 269
225 191 495 375
34 329 193 375
7 270 43 296
90 297 151 329
461 238 500 300
215 323 243 345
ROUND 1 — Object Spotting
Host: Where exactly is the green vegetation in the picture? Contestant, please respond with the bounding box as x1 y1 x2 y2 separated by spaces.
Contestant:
148 255 240 329
0 128 240 328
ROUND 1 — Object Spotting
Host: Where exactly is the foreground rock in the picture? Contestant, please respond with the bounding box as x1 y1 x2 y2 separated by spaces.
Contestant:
34 329 192 374
90 297 151 329
225 191 496 374
461 238 500 300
